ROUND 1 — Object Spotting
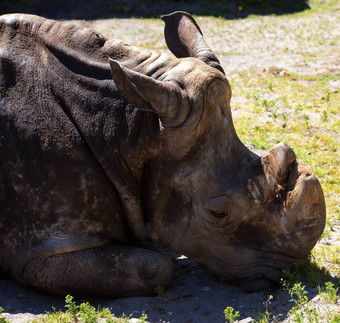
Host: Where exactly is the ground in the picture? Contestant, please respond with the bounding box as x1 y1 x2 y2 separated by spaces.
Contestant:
0 1 339 322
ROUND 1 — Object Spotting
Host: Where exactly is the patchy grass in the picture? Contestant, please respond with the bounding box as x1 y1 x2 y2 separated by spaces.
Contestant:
29 295 134 323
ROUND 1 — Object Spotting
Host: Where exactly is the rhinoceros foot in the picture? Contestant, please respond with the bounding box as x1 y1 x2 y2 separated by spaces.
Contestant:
17 243 174 297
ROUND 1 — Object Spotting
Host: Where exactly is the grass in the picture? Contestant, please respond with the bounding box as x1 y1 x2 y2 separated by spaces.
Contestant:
0 308 8 323
27 295 136 323
225 279 339 322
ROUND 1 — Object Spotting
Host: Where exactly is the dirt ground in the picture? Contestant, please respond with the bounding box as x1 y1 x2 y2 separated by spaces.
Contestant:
0 2 339 323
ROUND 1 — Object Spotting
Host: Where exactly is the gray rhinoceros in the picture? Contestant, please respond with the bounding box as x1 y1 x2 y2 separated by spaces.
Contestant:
0 11 325 297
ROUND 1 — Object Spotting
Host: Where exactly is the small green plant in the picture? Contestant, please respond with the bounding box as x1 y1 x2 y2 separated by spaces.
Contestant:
79 302 97 323
289 282 308 306
286 282 320 323
320 281 339 303
0 307 8 323
139 313 148 323
252 93 260 100
255 295 273 323
224 306 240 323
155 285 166 298
282 263 302 287
154 285 172 302
65 294 79 321
320 110 328 122
262 99 275 108
295 104 303 112
325 89 331 102
33 295 129 323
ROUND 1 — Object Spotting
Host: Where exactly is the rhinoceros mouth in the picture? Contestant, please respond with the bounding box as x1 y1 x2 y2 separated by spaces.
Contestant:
199 249 305 292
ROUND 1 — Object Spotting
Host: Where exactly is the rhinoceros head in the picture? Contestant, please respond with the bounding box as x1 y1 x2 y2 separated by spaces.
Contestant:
109 12 326 291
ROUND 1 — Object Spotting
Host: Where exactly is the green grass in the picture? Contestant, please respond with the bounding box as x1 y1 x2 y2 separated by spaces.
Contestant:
29 295 136 323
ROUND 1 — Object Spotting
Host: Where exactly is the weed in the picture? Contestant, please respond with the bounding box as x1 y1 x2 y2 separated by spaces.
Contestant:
252 93 260 100
154 285 172 302
65 294 79 321
283 263 303 287
33 295 133 323
0 307 8 323
253 106 263 113
287 283 320 322
155 285 166 298
320 281 339 303
306 270 319 287
295 105 303 112
79 302 97 323
139 313 148 322
262 99 275 108
325 89 331 102
224 306 240 323
255 295 273 323
320 110 328 122
289 282 308 306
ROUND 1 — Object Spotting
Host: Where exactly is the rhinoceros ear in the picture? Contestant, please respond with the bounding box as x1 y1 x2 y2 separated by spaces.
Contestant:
161 11 225 74
109 58 190 128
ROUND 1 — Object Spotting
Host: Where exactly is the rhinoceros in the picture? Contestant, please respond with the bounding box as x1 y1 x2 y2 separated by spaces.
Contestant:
0 11 325 297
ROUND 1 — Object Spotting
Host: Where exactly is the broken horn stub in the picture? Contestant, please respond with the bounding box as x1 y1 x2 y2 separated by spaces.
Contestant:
261 142 297 189
248 142 297 203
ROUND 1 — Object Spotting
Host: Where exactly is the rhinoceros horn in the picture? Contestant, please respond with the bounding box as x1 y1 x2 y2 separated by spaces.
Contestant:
109 58 191 128
248 142 297 203
161 11 225 74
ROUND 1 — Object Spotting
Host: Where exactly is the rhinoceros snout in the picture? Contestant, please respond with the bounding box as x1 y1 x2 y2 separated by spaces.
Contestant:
247 142 325 258
281 162 326 258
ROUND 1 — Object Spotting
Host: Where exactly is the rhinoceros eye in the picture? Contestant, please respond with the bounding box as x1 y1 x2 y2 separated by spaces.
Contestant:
210 210 228 218
206 195 230 219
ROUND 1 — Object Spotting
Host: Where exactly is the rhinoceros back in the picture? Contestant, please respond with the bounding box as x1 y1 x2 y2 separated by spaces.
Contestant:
0 14 142 274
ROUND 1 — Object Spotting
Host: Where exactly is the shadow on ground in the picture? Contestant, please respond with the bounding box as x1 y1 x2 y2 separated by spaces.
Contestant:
1 0 310 20
1 257 334 322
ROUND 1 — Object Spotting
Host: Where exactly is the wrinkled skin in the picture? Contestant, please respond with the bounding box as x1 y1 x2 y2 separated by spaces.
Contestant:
0 12 325 296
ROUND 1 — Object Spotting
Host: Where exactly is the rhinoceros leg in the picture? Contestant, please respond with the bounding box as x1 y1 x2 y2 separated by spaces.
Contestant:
19 243 174 297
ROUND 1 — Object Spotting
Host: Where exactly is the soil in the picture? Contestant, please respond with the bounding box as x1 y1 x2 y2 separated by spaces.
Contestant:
1 2 339 322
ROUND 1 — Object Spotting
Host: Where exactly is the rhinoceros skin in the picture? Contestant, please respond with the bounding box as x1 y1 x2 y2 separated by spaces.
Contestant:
0 12 325 297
